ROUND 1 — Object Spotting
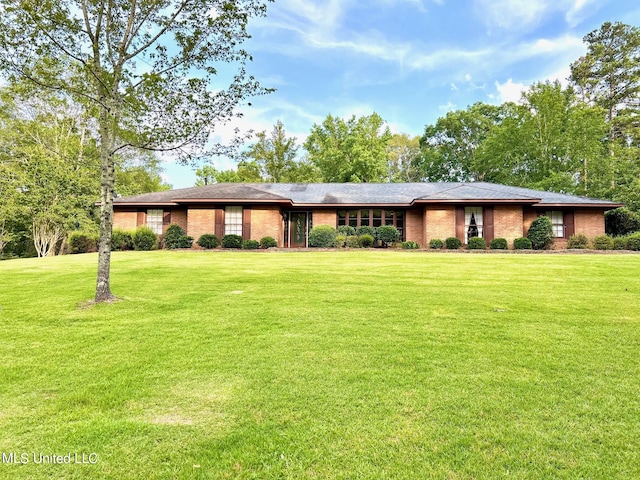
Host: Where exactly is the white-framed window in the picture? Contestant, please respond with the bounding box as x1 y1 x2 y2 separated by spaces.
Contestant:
465 207 483 243
225 206 243 236
146 209 163 235
546 211 564 237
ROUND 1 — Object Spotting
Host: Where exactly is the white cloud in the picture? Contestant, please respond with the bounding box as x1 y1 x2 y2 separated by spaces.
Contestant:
474 0 549 31
438 101 457 111
494 78 527 103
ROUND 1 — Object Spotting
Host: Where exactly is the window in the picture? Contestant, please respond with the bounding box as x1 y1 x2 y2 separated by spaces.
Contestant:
546 211 564 237
337 209 405 240
225 206 243 236
465 207 483 243
146 209 163 235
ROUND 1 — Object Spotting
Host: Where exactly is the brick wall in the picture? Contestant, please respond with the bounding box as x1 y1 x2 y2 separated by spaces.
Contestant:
187 208 216 242
424 207 455 244
406 209 425 246
313 210 337 228
494 206 524 246
523 209 538 236
574 209 605 237
171 208 188 232
113 211 137 231
251 207 283 245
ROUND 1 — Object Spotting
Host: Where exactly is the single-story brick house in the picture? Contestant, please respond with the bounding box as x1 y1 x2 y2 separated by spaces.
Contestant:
112 182 622 248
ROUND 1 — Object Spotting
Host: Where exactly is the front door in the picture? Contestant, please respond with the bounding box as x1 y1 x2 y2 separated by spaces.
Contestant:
290 212 308 248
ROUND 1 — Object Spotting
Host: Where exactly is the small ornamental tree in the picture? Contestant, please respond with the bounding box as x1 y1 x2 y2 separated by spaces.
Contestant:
164 224 186 249
527 216 554 250
377 225 400 246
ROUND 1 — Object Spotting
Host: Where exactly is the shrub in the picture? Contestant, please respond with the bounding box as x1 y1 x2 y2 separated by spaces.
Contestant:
164 224 185 249
628 233 640 251
337 225 356 236
445 237 462 249
355 225 376 237
358 234 375 248
527 216 554 250
242 239 260 249
377 225 400 246
592 235 614 250
613 236 628 250
490 238 508 250
429 239 444 249
308 225 337 248
467 237 486 250
345 235 360 248
514 237 533 250
402 241 419 249
68 231 98 254
133 226 158 251
197 234 219 249
335 234 346 248
567 233 589 249
260 236 277 249
112 229 134 251
221 234 243 249
605 207 640 236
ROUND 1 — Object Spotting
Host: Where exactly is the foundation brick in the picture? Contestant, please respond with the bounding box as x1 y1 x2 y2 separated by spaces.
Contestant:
425 207 455 244
313 210 337 228
493 206 524 247
187 208 216 242
251 207 283 246
406 209 424 246
113 211 137 231
574 209 606 238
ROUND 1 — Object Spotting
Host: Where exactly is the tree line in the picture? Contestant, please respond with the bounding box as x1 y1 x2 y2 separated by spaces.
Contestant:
199 21 640 212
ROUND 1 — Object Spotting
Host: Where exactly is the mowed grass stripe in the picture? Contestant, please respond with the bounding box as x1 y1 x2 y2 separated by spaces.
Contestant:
0 251 639 479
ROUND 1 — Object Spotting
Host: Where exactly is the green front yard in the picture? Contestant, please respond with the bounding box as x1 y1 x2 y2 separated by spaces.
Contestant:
1 251 639 479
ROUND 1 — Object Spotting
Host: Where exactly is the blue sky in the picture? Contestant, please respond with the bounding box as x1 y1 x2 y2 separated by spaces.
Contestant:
162 0 640 188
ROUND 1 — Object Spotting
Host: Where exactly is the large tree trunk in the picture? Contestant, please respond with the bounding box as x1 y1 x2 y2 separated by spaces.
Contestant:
95 104 116 303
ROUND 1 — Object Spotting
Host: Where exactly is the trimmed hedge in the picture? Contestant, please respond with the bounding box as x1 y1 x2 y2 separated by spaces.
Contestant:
567 233 589 249
628 233 640 251
355 225 376 237
337 225 356 236
445 237 462 249
133 226 157 251
490 238 508 250
429 239 444 249
346 236 360 248
309 225 337 248
613 237 628 250
112 229 134 251
197 234 219 249
528 216 554 250
68 231 98 254
335 234 346 248
260 236 277 249
242 239 260 249
592 235 614 250
513 237 532 250
467 237 486 250
221 234 243 249
358 234 375 248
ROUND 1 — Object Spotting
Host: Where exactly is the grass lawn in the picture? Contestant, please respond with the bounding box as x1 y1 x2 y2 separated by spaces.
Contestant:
1 250 639 479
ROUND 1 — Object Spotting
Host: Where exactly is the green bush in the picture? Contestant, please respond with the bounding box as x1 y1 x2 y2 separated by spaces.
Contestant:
355 225 376 237
197 234 219 249
429 238 444 249
358 234 374 248
527 216 554 250
605 207 640 236
628 233 640 251
242 239 260 249
308 225 337 248
68 231 98 254
445 237 462 249
163 224 192 249
514 237 533 250
260 236 277 249
345 235 360 248
613 236 628 250
490 238 508 250
337 225 356 236
402 241 419 249
377 225 400 246
222 234 243 249
112 229 134 251
467 237 486 250
335 234 346 248
592 235 614 250
133 226 158 251
567 233 589 249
